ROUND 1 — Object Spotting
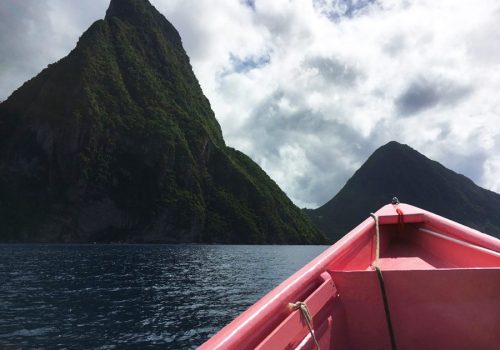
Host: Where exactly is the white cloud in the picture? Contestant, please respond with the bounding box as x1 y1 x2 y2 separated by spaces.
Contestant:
1 0 500 208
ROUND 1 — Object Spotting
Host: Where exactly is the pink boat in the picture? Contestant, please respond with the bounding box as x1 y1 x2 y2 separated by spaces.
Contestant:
200 203 500 350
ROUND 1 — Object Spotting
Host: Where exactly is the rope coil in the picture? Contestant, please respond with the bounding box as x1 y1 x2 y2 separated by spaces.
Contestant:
288 301 320 350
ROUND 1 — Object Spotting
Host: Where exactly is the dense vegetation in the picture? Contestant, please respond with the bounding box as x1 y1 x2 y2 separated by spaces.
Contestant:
0 0 325 244
306 141 500 241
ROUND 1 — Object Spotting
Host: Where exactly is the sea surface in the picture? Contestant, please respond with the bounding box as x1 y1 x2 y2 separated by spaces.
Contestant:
0 244 327 349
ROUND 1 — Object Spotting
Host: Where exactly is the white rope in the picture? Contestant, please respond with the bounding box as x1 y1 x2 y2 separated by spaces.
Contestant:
289 301 320 350
370 213 380 268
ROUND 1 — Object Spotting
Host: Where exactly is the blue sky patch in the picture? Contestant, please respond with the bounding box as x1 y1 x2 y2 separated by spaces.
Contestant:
314 0 377 21
230 53 271 73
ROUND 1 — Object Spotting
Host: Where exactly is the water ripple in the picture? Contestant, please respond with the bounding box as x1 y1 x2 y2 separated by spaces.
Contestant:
0 244 326 349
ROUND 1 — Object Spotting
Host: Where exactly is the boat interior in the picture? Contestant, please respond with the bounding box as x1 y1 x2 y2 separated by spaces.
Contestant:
200 204 500 350
256 206 500 350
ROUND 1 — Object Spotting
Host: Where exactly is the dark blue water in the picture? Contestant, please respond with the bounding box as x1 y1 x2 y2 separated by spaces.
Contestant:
0 244 327 349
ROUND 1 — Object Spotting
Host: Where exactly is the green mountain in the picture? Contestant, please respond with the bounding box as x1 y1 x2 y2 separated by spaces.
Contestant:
306 141 500 241
0 0 325 244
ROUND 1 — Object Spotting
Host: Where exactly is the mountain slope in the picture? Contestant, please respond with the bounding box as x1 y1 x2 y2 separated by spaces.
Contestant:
307 141 500 241
0 0 325 244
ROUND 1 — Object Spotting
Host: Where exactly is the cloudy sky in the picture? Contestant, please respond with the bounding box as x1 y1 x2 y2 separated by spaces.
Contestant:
1 0 500 208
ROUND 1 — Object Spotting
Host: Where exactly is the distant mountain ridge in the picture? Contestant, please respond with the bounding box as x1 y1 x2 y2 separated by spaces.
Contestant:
306 141 500 241
0 0 325 244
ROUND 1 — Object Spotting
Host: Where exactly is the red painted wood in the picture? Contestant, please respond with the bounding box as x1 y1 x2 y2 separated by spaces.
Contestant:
376 203 425 225
384 269 500 350
329 270 393 350
255 273 337 350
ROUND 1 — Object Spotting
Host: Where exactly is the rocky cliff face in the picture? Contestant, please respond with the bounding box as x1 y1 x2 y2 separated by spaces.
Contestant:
0 0 325 244
307 141 500 241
